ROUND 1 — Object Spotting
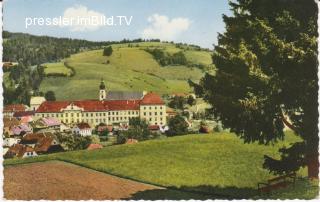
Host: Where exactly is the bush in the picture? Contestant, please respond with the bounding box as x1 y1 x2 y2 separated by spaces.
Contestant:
116 134 127 144
56 133 92 151
168 96 186 110
167 115 189 136
103 46 113 56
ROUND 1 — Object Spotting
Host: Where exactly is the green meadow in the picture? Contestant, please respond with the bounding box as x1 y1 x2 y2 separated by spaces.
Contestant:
43 63 72 76
5 132 318 199
39 42 212 100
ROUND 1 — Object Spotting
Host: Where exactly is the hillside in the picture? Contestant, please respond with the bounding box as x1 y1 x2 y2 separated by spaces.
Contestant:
5 132 317 199
39 42 213 100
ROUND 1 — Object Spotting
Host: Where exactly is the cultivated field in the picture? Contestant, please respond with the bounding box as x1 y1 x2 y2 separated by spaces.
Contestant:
4 161 161 200
39 42 212 100
5 132 318 199
4 161 207 200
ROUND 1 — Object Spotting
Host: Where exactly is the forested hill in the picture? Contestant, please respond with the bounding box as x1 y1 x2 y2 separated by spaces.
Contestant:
3 31 112 65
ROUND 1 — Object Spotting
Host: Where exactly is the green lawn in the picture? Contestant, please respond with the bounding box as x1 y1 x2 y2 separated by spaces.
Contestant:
4 132 317 199
39 42 209 100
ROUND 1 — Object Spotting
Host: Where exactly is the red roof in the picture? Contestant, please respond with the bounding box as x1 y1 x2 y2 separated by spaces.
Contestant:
106 100 140 110
37 99 141 113
37 100 107 113
76 122 91 129
4 104 26 113
13 111 35 117
140 93 164 105
148 125 160 130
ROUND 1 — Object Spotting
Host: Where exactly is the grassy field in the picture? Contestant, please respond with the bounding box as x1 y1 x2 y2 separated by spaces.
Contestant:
39 42 211 100
4 132 317 199
43 63 72 76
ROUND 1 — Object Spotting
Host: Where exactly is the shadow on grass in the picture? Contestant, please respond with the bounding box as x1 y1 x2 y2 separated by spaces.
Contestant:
121 185 258 200
121 179 319 200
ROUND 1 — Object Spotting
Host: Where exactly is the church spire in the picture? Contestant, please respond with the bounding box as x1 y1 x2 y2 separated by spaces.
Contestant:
99 78 106 90
99 79 107 101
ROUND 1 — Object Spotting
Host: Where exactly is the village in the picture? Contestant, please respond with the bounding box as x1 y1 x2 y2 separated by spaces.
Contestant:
3 79 213 159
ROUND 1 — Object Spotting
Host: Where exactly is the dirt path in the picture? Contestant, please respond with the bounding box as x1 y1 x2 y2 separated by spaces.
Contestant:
4 161 164 200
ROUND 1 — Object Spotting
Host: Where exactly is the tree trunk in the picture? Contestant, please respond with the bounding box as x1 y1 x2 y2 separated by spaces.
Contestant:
306 153 319 179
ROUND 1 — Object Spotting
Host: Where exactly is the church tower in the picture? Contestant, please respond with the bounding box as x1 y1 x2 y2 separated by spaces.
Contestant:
99 79 107 101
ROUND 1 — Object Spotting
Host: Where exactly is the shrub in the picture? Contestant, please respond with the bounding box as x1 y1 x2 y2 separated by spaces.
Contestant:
103 46 113 56
116 134 127 144
167 115 189 136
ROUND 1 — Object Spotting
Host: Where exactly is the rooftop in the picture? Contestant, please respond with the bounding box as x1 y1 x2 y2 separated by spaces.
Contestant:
140 92 165 105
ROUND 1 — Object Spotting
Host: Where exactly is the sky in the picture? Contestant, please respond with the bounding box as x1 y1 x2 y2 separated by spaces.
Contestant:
3 0 231 49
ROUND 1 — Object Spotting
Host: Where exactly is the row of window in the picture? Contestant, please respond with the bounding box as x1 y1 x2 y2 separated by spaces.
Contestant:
143 112 163 116
143 106 163 110
40 111 140 118
149 117 164 122
61 116 132 124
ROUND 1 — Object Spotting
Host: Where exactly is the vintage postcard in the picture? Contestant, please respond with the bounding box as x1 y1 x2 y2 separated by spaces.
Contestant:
1 0 319 200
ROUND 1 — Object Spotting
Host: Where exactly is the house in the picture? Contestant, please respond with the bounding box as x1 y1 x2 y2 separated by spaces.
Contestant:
31 117 61 132
3 104 26 117
97 125 113 135
20 147 38 158
30 96 46 111
72 122 92 136
3 117 21 137
148 125 160 132
13 111 35 123
11 124 33 136
41 117 61 129
166 107 177 118
4 144 38 159
3 137 20 147
35 137 64 154
87 143 103 150
20 133 64 154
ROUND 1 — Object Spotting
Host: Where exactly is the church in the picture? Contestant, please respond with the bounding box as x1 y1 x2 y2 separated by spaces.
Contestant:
35 80 167 127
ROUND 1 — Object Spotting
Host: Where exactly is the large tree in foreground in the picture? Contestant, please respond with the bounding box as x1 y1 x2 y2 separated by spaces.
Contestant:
196 0 318 178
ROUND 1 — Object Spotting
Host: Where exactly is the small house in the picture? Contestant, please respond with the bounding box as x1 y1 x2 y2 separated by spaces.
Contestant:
11 124 33 136
3 137 20 147
148 125 160 133
13 111 35 123
30 96 46 111
3 104 26 117
4 144 38 159
72 122 92 136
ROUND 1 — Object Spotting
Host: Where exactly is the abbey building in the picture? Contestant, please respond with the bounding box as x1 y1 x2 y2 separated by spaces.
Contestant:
35 80 167 127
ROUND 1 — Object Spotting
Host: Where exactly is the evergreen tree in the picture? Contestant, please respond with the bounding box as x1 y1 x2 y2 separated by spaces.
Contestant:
197 0 318 177
45 91 56 101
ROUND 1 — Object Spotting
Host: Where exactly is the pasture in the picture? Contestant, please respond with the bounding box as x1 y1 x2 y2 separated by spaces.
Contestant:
5 132 317 199
39 42 211 100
